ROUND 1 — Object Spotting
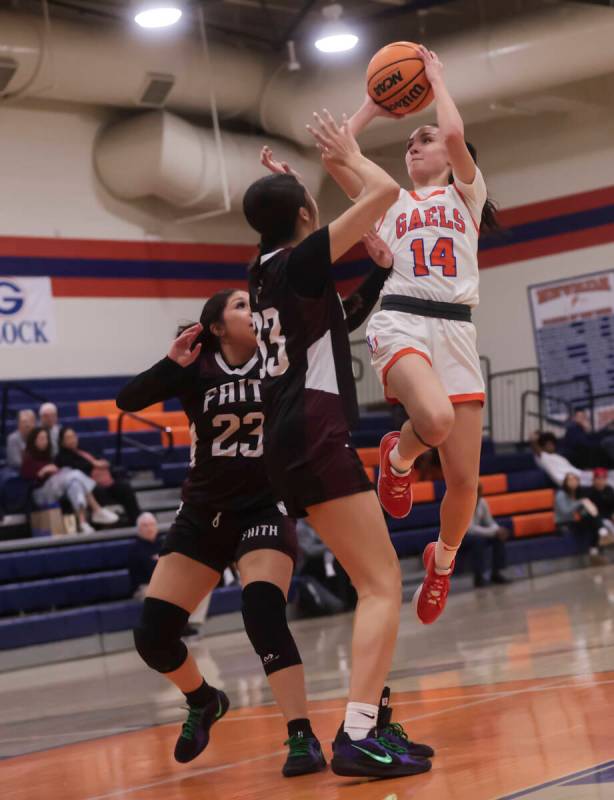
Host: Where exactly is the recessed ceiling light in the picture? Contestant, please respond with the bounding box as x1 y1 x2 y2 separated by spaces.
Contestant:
134 5 182 29
315 4 358 54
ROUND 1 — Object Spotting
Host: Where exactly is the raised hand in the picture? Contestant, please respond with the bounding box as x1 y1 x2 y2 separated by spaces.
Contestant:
260 146 302 181
417 45 444 84
168 323 203 367
306 109 360 165
363 229 393 269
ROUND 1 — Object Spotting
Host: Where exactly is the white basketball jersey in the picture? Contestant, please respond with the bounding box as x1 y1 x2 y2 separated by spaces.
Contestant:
377 168 487 307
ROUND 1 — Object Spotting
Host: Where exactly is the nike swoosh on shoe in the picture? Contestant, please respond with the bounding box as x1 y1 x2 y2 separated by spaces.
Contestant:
350 744 393 764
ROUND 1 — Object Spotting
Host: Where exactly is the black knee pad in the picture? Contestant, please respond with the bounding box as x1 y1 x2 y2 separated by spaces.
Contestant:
241 581 302 676
133 597 189 674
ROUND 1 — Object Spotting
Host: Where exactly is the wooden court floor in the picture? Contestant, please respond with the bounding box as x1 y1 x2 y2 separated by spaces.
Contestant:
4 670 614 800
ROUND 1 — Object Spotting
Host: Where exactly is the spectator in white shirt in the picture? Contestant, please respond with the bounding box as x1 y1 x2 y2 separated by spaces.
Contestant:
530 431 614 488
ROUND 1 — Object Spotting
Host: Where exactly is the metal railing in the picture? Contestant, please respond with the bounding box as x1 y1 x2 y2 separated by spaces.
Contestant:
114 411 175 467
488 367 541 444
1 383 47 439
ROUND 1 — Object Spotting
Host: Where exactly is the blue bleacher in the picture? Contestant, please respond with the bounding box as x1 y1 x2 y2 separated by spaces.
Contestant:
0 570 131 615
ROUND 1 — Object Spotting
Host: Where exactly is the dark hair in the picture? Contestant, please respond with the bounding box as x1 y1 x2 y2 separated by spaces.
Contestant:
25 426 52 461
538 432 557 449
562 473 580 497
243 173 308 253
406 127 500 236
176 288 243 353
58 426 77 448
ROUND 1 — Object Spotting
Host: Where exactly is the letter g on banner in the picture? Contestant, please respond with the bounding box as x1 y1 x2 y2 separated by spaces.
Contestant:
0 281 24 316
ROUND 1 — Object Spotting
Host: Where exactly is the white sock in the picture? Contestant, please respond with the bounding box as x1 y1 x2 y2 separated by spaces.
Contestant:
434 536 459 575
343 701 379 741
389 443 413 475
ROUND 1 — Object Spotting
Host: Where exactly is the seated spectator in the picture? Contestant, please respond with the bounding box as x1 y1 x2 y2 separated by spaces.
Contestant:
563 409 610 468
129 512 162 596
21 427 118 534
39 402 61 456
56 427 141 524
463 483 511 588
583 468 614 543
6 409 36 469
530 431 614 488
554 473 608 566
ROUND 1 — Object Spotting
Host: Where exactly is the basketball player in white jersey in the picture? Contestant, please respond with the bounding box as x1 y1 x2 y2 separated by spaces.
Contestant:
325 46 499 625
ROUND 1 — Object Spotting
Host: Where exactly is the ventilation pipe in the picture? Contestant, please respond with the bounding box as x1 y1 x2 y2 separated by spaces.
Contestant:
94 110 324 212
2 4 614 148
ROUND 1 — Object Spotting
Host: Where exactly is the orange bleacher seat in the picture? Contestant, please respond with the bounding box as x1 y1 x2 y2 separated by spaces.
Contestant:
357 447 379 468
479 474 508 495
487 488 554 517
364 466 376 483
513 511 556 538
79 399 136 418
107 410 187 433
173 426 193 447
412 481 435 503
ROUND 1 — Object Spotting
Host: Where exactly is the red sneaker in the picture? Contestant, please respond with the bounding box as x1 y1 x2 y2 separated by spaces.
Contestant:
413 542 454 625
377 432 413 519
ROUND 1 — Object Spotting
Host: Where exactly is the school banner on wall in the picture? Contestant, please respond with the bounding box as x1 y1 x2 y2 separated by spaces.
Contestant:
528 270 614 427
0 277 56 348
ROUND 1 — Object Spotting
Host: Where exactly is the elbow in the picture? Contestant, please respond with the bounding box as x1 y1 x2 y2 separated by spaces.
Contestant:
380 180 400 207
116 392 136 413
443 128 465 147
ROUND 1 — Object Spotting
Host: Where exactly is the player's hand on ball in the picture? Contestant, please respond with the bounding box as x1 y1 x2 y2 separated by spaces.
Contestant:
418 45 443 84
362 94 399 121
260 146 302 181
169 323 203 367
363 229 393 269
307 109 360 165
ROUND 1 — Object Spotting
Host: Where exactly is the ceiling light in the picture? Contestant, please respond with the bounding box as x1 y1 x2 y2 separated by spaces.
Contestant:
134 5 183 29
315 4 358 54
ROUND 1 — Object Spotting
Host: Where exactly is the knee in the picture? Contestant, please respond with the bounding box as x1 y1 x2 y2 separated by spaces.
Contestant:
446 471 479 499
414 405 455 447
355 555 402 606
133 597 189 673
241 581 301 675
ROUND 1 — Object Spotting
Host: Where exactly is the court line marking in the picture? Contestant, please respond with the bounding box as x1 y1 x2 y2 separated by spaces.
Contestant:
85 748 288 800
6 673 614 749
496 758 614 799
79 673 609 800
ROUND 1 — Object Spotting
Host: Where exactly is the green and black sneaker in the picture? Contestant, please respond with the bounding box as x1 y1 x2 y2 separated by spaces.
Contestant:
174 688 229 763
282 733 327 777
377 686 435 759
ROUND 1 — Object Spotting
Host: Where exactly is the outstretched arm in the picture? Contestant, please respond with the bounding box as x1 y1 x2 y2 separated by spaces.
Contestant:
117 324 202 411
342 231 393 332
420 46 475 185
307 110 399 263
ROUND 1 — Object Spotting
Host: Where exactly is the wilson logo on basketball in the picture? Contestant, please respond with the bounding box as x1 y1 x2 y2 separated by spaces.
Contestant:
373 70 403 97
386 83 425 111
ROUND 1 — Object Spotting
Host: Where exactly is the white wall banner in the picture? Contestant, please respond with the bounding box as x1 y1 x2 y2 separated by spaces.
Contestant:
0 277 56 348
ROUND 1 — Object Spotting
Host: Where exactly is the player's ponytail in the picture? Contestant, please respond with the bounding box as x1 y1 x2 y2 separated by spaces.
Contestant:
243 173 309 254
460 141 500 236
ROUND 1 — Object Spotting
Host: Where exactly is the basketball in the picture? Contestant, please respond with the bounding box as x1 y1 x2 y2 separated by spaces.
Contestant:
367 41 433 116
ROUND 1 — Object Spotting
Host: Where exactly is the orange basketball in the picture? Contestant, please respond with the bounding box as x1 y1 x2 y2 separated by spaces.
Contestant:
367 41 433 117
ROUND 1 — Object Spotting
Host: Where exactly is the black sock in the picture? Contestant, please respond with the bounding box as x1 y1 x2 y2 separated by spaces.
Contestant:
184 679 216 708
287 718 314 739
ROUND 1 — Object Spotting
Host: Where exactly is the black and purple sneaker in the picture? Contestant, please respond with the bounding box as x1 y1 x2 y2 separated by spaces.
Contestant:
282 733 327 777
331 725 431 779
377 686 435 759
174 688 230 763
